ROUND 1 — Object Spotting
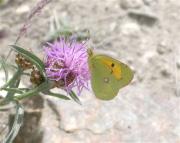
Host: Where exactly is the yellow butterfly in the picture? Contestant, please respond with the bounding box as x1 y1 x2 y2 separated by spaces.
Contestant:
88 49 134 100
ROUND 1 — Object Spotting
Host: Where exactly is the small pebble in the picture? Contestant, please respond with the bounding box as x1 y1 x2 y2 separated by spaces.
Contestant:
120 22 140 36
160 69 171 78
177 61 180 69
0 30 7 39
143 0 157 5
157 41 171 55
120 0 143 9
16 5 30 14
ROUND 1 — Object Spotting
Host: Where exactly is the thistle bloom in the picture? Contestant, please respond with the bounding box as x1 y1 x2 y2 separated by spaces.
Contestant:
44 38 90 95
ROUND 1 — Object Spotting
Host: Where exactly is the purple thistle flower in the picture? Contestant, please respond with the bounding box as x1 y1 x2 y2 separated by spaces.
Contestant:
44 38 90 95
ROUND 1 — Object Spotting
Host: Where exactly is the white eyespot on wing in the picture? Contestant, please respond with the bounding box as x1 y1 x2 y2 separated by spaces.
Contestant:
103 77 109 83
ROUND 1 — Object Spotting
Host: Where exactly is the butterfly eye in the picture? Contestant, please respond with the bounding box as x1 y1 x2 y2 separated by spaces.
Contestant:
111 63 115 67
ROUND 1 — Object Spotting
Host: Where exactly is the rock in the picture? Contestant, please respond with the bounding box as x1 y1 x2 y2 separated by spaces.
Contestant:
177 61 180 69
16 5 30 14
0 29 7 39
120 0 143 9
0 24 8 40
120 21 141 36
156 40 172 55
160 69 171 78
143 0 157 6
109 22 117 32
128 9 158 26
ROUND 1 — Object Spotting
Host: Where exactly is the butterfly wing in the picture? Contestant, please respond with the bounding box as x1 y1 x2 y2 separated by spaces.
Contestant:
88 54 134 100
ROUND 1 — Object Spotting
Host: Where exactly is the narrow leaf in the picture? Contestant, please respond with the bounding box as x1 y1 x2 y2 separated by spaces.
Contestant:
1 88 25 94
0 57 9 82
3 101 24 143
47 91 70 100
0 68 22 105
15 81 50 101
5 67 22 100
69 91 82 105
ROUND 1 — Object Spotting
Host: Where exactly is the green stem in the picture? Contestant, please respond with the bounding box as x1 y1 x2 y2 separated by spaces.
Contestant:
15 81 51 100
1 87 24 94
6 78 20 98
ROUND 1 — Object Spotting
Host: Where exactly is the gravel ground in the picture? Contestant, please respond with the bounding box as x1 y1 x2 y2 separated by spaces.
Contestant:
0 0 180 143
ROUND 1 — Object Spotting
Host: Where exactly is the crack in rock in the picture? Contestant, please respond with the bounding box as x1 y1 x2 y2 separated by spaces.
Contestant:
58 126 112 136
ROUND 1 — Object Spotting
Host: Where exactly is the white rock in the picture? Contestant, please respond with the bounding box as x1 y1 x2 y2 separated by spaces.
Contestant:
16 5 30 14
0 71 7 97
120 21 141 36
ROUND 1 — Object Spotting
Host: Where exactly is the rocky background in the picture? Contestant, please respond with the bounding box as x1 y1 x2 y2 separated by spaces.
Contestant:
0 0 180 143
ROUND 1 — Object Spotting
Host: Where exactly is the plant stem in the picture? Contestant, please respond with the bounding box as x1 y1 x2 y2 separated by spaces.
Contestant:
14 81 51 100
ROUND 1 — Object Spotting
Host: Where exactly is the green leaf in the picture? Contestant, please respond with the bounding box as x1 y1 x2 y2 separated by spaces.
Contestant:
3 101 24 143
0 67 22 104
15 81 51 101
6 78 20 99
3 67 22 101
47 91 70 100
1 88 26 94
69 91 82 105
0 57 9 82
10 45 46 79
